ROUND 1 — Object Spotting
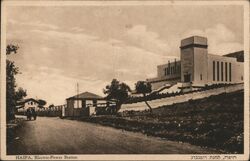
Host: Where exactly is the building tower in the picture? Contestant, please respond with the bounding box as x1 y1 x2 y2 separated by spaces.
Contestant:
180 36 208 86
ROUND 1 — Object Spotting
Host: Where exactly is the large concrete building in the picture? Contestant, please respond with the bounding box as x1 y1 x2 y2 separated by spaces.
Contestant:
147 36 244 90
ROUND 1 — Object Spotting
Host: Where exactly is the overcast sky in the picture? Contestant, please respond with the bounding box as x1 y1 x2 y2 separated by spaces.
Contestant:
6 4 244 105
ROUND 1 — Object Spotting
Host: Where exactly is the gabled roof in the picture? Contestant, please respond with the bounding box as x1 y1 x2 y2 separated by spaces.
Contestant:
17 98 39 105
66 91 104 100
16 104 24 109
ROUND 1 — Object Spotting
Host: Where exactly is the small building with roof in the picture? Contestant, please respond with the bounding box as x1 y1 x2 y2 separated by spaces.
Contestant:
64 91 107 117
16 98 40 112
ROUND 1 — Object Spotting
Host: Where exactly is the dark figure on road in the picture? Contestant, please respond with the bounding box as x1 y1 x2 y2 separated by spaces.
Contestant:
26 108 37 120
31 108 37 120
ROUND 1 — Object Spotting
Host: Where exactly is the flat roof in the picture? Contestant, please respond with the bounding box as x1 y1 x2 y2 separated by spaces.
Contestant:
181 36 207 48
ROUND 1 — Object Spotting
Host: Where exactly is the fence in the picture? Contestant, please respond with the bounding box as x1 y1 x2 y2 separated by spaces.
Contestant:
36 105 64 117
17 104 66 117
120 83 244 112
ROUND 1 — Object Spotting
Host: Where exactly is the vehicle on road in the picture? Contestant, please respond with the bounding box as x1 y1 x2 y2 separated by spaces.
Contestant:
26 108 37 121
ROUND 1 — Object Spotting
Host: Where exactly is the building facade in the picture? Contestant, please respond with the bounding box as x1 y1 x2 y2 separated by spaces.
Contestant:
16 98 40 112
65 91 106 117
147 36 244 90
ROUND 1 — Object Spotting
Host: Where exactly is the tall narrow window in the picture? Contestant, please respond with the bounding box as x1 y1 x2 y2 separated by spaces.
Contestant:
200 74 202 80
229 63 232 82
217 61 220 81
225 62 228 82
221 62 223 81
213 61 215 81
74 100 82 108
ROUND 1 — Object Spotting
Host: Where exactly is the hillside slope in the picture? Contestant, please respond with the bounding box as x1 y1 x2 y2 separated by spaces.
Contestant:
82 90 244 153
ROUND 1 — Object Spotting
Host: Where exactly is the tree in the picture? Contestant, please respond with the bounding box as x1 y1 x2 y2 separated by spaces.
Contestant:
15 88 27 101
48 104 54 109
6 44 26 121
38 99 47 108
6 44 19 55
103 79 131 114
135 81 153 113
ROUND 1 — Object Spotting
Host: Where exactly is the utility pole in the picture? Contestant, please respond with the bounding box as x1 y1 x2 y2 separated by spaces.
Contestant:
77 82 79 108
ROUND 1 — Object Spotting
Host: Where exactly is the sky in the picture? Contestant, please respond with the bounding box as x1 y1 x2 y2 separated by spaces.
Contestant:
6 4 244 105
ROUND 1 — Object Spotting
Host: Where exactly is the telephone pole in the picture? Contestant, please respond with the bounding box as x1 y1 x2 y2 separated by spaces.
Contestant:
77 82 79 108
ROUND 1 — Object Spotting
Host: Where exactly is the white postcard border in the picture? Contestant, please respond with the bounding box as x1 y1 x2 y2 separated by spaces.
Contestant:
1 0 249 160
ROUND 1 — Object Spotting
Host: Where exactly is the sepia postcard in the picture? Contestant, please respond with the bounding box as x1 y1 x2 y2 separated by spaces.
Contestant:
0 0 249 160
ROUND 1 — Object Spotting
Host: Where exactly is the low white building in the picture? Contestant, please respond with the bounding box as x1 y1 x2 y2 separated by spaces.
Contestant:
16 98 40 112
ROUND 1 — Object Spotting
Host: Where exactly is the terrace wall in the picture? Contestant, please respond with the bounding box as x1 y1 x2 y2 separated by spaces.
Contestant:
120 83 243 112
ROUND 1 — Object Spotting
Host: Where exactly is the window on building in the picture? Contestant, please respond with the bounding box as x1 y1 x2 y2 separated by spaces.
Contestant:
221 62 223 81
200 74 202 80
31 102 33 105
229 63 232 82
213 61 215 81
164 68 167 76
86 100 93 107
225 62 228 82
217 61 220 81
241 76 243 80
74 100 82 108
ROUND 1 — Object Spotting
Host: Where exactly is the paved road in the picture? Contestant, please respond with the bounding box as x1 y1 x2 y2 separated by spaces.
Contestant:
8 116 216 154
